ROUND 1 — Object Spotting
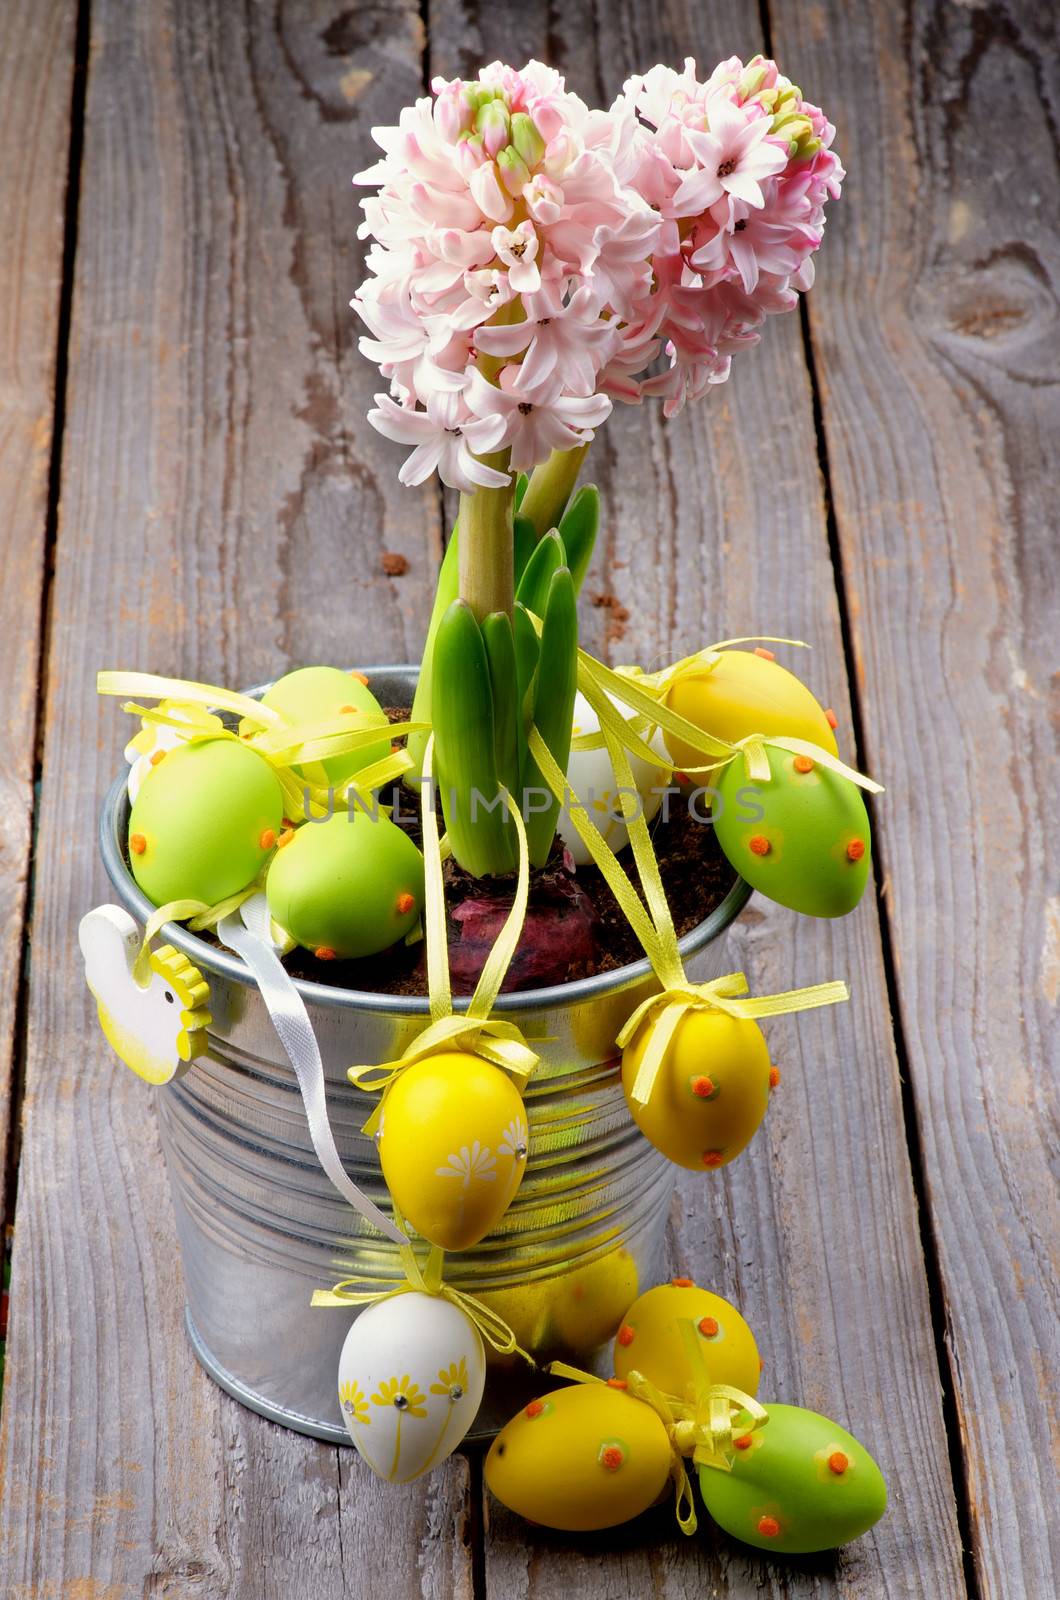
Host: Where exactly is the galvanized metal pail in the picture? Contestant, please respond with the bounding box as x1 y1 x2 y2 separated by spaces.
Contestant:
98 666 751 1440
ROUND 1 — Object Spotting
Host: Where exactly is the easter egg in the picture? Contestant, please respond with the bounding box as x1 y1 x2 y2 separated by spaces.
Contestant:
663 649 838 776
378 1052 528 1251
714 744 871 918
559 692 668 866
258 665 391 789
128 738 284 907
486 1382 672 1531
337 1291 485 1483
124 700 206 803
613 1280 760 1401
698 1402 887 1553
621 1007 771 1171
265 810 423 959
551 1245 640 1354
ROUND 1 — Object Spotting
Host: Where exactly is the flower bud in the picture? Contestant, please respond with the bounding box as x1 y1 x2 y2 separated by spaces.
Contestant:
478 99 511 157
738 61 768 100
509 112 545 169
496 145 531 195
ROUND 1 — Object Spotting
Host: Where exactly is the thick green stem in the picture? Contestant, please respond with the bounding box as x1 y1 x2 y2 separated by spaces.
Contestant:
457 452 515 621
519 443 590 541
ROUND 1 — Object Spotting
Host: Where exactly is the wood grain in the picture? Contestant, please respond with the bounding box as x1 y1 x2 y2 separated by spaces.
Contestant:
0 0 77 1231
428 2 970 1595
768 1 1060 1594
0 2 467 1596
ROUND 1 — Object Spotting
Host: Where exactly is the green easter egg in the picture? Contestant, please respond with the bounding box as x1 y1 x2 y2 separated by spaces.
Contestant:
128 738 284 907
714 745 871 917
258 666 391 789
265 810 423 960
698 1402 887 1554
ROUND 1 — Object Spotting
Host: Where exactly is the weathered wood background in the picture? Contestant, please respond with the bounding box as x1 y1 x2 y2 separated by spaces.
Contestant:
0 1 1055 1596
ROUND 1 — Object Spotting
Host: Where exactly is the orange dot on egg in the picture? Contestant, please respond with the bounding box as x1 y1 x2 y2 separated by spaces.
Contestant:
150 749 166 766
769 1066 781 1089
395 891 415 915
350 671 369 685
748 835 771 856
130 833 147 854
702 1150 724 1168
691 1075 715 1099
340 704 357 715
828 1451 849 1475
606 1378 628 1390
599 1445 624 1471
754 647 775 661
315 946 337 961
793 754 815 773
259 828 277 850
734 1433 753 1451
617 1323 636 1346
757 1515 781 1538
698 1316 719 1338
847 838 866 862
671 1277 694 1289
525 1399 545 1419
825 707 838 729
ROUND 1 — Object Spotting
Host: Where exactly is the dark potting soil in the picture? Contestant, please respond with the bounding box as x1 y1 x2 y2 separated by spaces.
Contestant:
148 706 738 996
281 769 736 996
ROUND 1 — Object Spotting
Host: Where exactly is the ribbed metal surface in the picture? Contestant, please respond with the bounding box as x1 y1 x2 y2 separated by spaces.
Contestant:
99 666 751 1439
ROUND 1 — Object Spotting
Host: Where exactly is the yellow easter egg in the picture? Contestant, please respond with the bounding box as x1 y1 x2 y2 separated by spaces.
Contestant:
485 1383 672 1531
621 1008 771 1171
378 1052 529 1251
663 649 838 776
613 1280 761 1401
551 1246 640 1354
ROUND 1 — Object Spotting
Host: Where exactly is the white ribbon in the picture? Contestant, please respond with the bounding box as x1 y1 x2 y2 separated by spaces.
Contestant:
217 911 407 1245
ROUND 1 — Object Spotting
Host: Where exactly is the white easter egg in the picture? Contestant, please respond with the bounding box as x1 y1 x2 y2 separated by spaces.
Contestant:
337 1291 485 1483
559 691 669 866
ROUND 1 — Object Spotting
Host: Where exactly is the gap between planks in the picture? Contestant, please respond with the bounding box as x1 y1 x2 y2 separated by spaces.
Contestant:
1 0 93 1244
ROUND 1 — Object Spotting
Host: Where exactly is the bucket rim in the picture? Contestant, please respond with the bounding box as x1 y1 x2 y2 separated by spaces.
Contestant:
98 664 752 1016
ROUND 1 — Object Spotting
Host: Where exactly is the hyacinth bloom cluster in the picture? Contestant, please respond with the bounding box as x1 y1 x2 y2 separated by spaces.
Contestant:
354 56 842 489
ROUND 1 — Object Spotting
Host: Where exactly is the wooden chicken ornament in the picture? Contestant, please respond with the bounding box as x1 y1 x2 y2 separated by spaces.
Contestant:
79 904 211 1085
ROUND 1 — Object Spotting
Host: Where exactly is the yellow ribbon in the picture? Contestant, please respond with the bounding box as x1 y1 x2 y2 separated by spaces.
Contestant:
560 636 884 792
546 1345 768 1536
527 709 850 1111
100 669 427 814
729 731 884 794
310 1219 533 1363
349 735 539 1137
616 972 850 1109
131 887 260 986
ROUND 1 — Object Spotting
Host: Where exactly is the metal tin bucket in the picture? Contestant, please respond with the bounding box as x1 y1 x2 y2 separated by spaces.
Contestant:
98 666 750 1440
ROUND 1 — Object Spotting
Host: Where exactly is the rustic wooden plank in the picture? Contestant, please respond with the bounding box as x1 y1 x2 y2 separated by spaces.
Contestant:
0 3 469 1596
0 0 77 1233
767 0 1060 1594
426 3 970 1595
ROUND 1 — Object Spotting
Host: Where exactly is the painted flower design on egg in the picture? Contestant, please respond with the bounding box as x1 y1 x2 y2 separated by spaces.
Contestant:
431 1358 470 1402
498 1117 529 1159
339 1379 370 1425
435 1140 498 1188
371 1374 428 1418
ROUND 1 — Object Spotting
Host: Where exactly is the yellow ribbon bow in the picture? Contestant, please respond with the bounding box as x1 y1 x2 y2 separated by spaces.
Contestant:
616 971 850 1110
311 1219 533 1362
348 734 539 1138
98 669 429 816
547 1336 768 1536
